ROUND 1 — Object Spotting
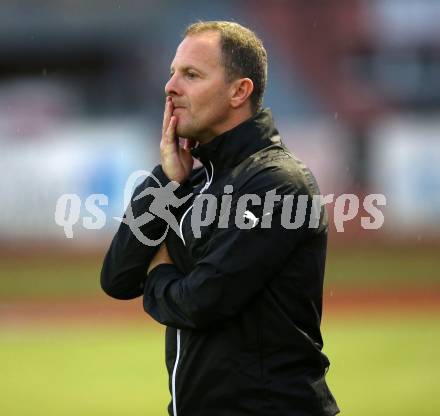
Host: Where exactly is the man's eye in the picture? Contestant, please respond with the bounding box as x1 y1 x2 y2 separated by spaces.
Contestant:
187 72 197 79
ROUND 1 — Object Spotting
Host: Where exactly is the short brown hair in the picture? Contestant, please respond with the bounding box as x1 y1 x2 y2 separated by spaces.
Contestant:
184 21 267 113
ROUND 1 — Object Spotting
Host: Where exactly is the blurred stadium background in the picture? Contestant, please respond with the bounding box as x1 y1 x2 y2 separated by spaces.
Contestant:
1 1 439 415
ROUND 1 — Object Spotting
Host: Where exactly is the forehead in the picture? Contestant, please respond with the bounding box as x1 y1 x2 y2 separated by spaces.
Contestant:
171 32 222 71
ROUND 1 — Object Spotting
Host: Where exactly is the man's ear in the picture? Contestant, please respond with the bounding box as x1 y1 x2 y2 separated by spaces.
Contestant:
230 78 254 109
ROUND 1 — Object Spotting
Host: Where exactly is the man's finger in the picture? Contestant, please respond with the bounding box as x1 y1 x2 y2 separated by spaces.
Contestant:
180 138 188 150
162 96 173 134
180 138 197 150
165 116 177 144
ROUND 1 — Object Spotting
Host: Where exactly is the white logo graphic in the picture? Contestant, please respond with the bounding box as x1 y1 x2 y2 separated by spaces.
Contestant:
122 171 192 246
243 210 260 228
54 170 387 241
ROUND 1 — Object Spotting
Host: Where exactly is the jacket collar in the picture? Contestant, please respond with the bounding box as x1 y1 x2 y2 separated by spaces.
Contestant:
191 108 280 171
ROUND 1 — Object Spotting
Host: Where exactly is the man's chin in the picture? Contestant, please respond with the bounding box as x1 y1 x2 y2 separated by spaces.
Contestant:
176 125 197 141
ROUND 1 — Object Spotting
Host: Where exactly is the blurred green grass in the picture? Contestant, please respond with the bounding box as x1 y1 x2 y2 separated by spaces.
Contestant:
0 244 439 300
1 316 439 415
326 244 440 288
1 244 439 415
0 324 169 416
0 257 102 299
323 315 440 416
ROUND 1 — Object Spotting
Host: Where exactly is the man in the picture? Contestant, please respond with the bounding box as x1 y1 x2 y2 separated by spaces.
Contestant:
101 21 339 416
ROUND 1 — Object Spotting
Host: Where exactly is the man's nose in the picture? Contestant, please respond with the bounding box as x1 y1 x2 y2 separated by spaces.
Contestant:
165 73 181 96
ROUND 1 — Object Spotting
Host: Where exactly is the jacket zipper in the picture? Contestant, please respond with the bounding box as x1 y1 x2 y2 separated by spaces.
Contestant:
178 161 214 246
171 329 181 416
172 161 214 416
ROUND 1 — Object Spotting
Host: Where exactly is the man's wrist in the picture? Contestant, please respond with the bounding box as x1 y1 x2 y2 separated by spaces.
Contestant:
153 165 193 199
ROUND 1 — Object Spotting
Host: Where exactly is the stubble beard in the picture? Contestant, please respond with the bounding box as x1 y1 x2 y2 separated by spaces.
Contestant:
175 117 201 141
175 112 219 143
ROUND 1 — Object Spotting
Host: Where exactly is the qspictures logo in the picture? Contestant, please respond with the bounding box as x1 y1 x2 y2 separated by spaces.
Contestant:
54 170 386 245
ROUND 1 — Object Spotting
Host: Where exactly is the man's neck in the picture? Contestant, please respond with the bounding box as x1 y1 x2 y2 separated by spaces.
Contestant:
199 107 254 145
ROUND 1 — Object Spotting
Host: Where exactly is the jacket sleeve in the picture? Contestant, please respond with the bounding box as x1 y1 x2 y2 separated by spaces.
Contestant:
143 175 320 329
100 164 193 300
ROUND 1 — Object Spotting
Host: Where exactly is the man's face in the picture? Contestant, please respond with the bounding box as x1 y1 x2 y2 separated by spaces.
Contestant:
165 32 232 142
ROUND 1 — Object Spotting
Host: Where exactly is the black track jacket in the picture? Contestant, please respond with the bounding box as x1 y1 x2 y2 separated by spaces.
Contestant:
101 109 340 416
